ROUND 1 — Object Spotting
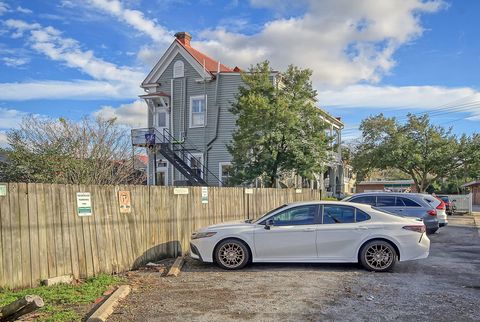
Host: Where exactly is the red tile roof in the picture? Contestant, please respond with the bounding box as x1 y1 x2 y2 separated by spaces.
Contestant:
175 39 235 73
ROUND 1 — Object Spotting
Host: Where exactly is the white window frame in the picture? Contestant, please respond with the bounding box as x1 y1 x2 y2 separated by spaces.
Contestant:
189 153 204 179
173 60 184 78
189 95 207 128
218 162 232 186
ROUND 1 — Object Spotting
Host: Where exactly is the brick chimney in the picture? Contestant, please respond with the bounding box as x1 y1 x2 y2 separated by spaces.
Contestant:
174 32 192 46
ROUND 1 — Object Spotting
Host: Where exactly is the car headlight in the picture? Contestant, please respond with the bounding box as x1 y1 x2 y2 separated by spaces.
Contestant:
191 231 217 239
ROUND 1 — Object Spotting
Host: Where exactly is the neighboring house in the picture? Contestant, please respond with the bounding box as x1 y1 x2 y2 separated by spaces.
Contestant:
132 31 349 194
356 180 417 193
462 180 480 205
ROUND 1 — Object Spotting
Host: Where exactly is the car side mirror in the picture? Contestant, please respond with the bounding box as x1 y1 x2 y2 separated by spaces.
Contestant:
265 219 274 230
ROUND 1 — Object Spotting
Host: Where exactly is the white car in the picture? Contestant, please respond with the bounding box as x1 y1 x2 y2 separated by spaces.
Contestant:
190 201 430 272
422 195 448 227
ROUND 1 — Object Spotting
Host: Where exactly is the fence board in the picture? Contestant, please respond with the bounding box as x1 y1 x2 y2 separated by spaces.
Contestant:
0 183 12 287
18 183 31 287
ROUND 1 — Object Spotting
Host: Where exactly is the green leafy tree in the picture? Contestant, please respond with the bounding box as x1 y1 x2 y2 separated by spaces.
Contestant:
0 115 143 185
352 114 461 192
228 61 330 187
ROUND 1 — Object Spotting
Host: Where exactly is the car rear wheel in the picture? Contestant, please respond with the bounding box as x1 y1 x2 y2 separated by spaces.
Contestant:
360 240 397 272
214 239 250 270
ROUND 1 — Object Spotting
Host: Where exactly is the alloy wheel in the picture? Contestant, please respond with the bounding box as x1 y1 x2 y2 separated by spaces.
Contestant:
364 244 394 270
218 243 245 269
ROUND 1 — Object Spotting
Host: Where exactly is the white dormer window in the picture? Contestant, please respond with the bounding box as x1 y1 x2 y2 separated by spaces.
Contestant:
173 60 184 78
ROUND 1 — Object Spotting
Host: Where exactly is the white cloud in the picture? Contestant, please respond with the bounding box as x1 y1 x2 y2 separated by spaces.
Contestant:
86 0 172 44
16 6 32 14
0 1 8 15
2 56 30 67
3 19 144 100
0 107 27 129
93 100 147 127
195 0 444 86
90 0 444 87
0 80 139 100
318 85 480 110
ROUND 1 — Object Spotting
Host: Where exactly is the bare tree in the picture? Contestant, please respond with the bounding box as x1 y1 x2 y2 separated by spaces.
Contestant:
0 115 145 185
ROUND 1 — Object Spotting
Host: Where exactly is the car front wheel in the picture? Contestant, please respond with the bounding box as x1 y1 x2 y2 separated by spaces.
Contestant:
360 240 397 272
214 239 250 270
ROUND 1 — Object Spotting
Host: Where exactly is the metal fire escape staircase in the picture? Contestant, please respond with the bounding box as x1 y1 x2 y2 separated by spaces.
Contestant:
131 128 222 186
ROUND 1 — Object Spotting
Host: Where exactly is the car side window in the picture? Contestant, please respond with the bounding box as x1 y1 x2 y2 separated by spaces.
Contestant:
350 196 376 206
377 196 396 207
355 209 371 222
269 205 318 226
323 205 355 224
398 197 421 207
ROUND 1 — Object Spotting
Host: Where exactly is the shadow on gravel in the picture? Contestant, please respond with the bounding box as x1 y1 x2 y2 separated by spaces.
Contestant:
183 257 364 273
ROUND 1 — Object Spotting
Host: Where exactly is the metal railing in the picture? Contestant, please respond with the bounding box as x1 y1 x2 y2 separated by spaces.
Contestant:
131 127 223 186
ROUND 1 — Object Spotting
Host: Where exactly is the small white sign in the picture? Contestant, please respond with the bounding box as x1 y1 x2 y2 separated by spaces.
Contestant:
0 184 6 197
76 192 92 216
245 188 254 194
295 188 303 194
201 187 208 204
174 187 189 195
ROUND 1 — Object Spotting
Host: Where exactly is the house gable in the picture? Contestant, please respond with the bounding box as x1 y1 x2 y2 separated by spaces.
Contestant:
142 41 212 86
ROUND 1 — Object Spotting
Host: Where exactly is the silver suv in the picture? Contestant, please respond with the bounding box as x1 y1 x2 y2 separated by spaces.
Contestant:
343 192 439 234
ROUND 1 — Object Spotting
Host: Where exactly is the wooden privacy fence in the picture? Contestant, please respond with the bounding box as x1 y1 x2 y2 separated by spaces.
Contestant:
0 183 321 289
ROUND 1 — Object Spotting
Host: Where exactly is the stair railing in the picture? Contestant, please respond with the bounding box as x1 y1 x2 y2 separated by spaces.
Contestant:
161 129 224 186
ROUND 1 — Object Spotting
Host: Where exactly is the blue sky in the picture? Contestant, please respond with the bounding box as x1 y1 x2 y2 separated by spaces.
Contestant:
0 0 479 144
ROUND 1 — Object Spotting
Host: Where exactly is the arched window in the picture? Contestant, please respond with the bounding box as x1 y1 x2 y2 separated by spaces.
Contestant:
173 60 184 78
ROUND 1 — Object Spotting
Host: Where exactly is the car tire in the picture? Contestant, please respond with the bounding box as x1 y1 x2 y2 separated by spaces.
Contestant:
359 240 397 272
214 239 250 270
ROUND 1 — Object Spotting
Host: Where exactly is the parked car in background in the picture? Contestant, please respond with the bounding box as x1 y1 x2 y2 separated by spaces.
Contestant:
342 192 439 234
190 201 430 272
423 195 448 227
437 195 456 215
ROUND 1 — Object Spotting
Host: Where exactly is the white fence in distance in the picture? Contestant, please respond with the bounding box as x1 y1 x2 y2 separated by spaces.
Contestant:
444 193 473 213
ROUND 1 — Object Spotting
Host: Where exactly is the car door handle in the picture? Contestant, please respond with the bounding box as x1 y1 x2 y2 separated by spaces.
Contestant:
356 226 368 230
302 228 316 232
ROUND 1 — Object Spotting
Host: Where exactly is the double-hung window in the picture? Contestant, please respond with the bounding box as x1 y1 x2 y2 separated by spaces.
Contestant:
190 95 206 128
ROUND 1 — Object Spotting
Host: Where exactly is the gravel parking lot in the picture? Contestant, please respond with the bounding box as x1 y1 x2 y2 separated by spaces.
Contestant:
110 216 480 322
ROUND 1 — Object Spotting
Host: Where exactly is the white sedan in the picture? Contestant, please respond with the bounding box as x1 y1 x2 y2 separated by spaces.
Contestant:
190 201 430 272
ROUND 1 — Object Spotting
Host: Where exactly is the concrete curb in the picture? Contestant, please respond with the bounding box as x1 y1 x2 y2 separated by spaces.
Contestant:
167 256 185 277
86 285 131 322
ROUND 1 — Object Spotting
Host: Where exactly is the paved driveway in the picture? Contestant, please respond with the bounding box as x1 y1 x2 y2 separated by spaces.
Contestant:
109 216 480 322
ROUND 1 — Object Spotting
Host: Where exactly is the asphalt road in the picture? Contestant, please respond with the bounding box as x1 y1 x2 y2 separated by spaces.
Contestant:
109 215 480 322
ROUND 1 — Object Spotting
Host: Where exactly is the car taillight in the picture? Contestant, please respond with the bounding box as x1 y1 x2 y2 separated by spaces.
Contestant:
403 225 426 233
427 209 437 216
434 197 446 210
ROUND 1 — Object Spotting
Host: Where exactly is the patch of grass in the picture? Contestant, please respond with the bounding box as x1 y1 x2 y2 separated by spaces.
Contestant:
0 274 123 321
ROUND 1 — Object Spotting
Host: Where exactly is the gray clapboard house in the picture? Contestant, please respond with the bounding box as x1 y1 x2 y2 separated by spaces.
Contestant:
132 32 350 195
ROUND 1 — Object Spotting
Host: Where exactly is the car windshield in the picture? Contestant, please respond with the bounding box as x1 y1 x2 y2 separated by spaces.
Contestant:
372 206 405 218
253 204 288 224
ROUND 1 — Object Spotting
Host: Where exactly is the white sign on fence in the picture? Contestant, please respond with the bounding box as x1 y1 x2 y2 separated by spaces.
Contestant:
174 187 189 195
76 192 92 216
201 187 208 204
0 184 6 197
245 188 254 194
